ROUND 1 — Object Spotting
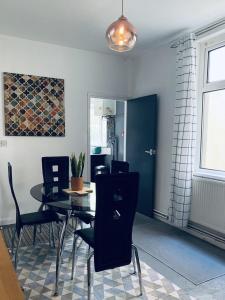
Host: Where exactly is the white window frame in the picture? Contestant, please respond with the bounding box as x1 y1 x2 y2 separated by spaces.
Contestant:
195 33 225 181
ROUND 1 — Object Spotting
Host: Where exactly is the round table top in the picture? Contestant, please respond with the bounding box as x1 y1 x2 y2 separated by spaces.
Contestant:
30 182 96 213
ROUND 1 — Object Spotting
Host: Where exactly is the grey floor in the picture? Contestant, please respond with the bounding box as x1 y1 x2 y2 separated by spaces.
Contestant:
134 213 225 300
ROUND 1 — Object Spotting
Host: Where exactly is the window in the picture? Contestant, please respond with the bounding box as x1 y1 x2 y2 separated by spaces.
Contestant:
90 100 107 147
198 35 225 178
208 46 225 82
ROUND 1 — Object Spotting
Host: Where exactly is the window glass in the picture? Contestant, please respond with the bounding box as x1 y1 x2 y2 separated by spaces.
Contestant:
208 46 225 82
201 89 225 171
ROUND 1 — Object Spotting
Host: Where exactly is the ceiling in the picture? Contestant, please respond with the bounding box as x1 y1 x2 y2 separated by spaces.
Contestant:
0 0 225 55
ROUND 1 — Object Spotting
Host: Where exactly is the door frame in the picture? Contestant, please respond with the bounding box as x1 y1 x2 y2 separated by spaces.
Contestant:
87 92 127 181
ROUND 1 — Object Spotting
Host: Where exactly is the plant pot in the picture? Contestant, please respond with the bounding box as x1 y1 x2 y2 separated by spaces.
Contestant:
71 177 83 191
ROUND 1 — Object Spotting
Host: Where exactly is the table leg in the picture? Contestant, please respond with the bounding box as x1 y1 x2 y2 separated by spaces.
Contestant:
54 212 71 296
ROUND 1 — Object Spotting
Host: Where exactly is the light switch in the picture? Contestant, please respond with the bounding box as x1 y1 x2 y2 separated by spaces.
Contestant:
0 140 7 147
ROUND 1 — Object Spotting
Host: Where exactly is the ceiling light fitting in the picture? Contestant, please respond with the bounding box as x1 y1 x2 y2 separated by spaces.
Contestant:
105 0 137 52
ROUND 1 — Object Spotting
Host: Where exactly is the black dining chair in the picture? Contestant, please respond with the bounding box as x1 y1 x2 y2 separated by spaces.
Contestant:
83 160 130 227
42 156 94 227
8 162 60 268
111 160 129 174
71 172 142 299
94 165 110 178
42 156 69 189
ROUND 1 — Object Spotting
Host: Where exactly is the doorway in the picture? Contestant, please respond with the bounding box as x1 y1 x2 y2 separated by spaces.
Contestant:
88 96 126 181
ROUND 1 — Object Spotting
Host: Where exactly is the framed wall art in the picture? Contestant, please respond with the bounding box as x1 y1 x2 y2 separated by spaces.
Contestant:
4 72 65 136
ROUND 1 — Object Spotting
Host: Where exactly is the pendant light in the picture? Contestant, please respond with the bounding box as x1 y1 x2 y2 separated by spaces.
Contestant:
106 0 137 52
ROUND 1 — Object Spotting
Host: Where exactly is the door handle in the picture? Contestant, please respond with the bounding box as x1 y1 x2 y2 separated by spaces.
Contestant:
145 149 156 156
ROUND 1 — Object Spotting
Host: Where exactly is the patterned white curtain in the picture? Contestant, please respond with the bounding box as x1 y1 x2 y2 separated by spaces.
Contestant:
168 33 197 227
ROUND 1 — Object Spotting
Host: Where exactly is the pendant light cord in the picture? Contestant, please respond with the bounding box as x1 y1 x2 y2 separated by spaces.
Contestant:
122 0 124 16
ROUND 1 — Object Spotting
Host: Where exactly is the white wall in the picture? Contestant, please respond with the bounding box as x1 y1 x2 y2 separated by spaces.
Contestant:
129 44 225 236
128 46 176 215
2 34 217 230
0 35 128 224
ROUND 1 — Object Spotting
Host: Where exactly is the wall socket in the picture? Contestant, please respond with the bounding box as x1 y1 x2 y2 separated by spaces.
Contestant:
0 140 7 147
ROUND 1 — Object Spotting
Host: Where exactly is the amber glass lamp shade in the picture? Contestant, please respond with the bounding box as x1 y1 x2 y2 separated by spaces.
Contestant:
106 15 137 52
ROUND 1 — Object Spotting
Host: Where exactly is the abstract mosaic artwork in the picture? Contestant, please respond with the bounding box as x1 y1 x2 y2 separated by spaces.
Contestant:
4 72 65 136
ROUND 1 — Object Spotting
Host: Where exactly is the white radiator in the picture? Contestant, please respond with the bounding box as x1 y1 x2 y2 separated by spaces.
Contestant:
191 176 225 234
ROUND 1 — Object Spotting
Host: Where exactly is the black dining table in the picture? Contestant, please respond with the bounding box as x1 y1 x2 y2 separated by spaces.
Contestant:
30 182 96 296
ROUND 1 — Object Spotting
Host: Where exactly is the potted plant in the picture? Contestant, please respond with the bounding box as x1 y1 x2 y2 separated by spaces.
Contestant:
70 152 85 191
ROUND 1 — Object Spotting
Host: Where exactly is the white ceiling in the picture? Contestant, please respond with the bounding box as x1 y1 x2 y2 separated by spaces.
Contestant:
0 0 225 55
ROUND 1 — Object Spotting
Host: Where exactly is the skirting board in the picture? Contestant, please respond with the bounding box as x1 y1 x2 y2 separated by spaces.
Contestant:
0 217 15 226
3 209 225 250
187 221 225 250
153 209 225 250
153 209 168 222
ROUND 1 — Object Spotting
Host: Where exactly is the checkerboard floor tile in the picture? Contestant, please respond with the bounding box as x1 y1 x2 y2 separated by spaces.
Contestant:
16 239 195 300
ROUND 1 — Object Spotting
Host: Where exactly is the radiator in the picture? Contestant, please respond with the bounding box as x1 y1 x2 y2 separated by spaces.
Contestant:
191 176 225 234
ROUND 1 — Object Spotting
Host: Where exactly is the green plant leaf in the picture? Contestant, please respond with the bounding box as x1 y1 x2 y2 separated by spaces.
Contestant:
70 153 77 177
71 152 86 177
81 152 85 177
77 152 82 177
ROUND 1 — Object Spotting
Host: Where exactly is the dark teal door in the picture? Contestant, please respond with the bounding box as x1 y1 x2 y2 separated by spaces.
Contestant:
126 95 157 217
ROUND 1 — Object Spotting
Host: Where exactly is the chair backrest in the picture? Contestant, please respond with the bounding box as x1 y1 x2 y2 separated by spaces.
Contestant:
94 172 139 272
95 165 110 178
42 156 69 189
111 160 129 174
8 162 22 234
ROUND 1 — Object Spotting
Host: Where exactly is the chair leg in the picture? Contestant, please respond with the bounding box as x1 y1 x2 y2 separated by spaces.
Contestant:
132 245 143 296
131 247 137 275
14 228 24 269
80 219 84 229
74 219 84 250
86 221 94 253
54 215 70 297
71 235 79 280
48 223 51 247
72 217 76 229
11 227 16 255
50 222 55 248
73 217 78 231
90 221 94 228
87 251 94 300
38 204 44 234
57 222 60 240
33 225 37 246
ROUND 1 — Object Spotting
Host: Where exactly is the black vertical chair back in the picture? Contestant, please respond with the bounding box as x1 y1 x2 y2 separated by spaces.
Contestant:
111 160 129 174
94 172 139 272
95 165 110 177
8 162 22 235
42 156 69 189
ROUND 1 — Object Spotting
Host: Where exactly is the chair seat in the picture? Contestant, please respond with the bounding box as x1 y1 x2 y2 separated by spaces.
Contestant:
76 228 94 248
21 210 59 226
74 212 95 224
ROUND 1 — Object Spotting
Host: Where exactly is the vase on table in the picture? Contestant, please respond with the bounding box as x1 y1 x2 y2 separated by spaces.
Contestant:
71 177 84 191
